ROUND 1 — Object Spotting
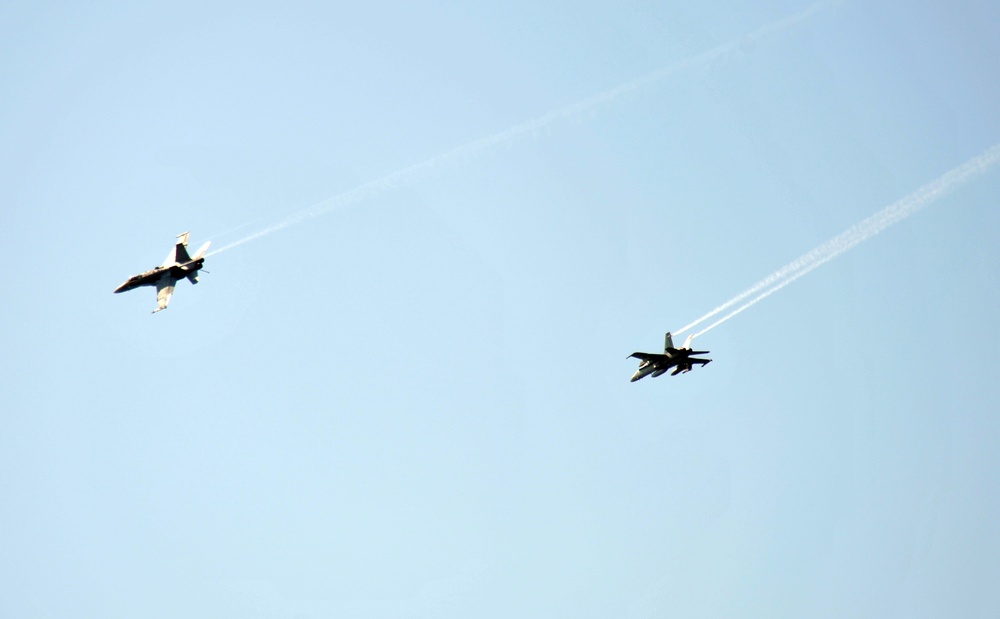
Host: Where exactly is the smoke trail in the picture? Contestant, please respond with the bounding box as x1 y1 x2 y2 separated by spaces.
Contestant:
204 217 265 244
691 251 837 338
208 0 837 257
676 142 1000 338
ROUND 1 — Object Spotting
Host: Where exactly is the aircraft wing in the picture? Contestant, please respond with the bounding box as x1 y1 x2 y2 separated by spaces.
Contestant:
153 277 177 313
666 348 710 357
161 246 178 267
628 352 672 362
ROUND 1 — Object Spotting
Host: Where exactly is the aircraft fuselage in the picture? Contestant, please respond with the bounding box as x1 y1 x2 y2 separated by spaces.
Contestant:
630 355 711 382
628 333 712 382
114 257 205 294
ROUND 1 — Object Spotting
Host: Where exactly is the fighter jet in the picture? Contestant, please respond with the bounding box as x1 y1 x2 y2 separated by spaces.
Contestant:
628 332 712 382
114 232 211 313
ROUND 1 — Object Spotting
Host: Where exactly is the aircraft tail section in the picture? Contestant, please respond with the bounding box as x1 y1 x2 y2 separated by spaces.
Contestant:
682 334 695 350
162 232 192 266
191 241 211 260
664 332 675 352
186 239 209 284
174 243 192 263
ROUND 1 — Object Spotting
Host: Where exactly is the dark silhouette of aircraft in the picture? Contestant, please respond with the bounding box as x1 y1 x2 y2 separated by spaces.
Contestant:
115 232 210 313
628 332 711 382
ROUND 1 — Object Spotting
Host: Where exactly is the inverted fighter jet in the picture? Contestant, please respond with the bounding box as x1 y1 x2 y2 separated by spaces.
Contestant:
628 332 711 382
114 232 211 313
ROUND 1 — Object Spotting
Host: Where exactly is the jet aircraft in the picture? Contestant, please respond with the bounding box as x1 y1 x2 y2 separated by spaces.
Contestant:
628 332 711 382
114 232 211 313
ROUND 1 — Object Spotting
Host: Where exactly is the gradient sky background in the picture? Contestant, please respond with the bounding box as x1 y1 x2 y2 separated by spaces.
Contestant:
3 1 999 617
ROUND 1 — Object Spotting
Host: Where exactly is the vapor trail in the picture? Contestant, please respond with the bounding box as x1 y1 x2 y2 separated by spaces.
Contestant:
691 252 840 338
208 0 836 257
205 217 264 243
675 142 1000 338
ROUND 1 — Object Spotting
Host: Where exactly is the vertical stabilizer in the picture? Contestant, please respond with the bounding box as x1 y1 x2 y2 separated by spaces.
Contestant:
173 243 192 263
173 232 192 263
682 334 695 350
664 332 675 352
162 232 192 266
191 241 211 260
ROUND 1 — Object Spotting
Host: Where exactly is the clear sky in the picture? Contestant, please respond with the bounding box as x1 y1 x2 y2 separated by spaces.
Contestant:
2 1 999 617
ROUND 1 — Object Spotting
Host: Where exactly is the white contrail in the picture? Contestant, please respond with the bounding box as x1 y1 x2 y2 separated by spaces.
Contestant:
691 250 840 338
208 1 837 257
675 142 1000 339
204 217 264 243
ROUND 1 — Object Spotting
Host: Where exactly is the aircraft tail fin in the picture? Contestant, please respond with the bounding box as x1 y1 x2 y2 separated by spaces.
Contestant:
162 232 192 266
682 334 695 350
664 332 675 352
174 243 192 263
191 240 211 260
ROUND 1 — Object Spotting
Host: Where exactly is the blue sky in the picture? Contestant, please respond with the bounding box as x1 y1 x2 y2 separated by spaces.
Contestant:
2 1 999 617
